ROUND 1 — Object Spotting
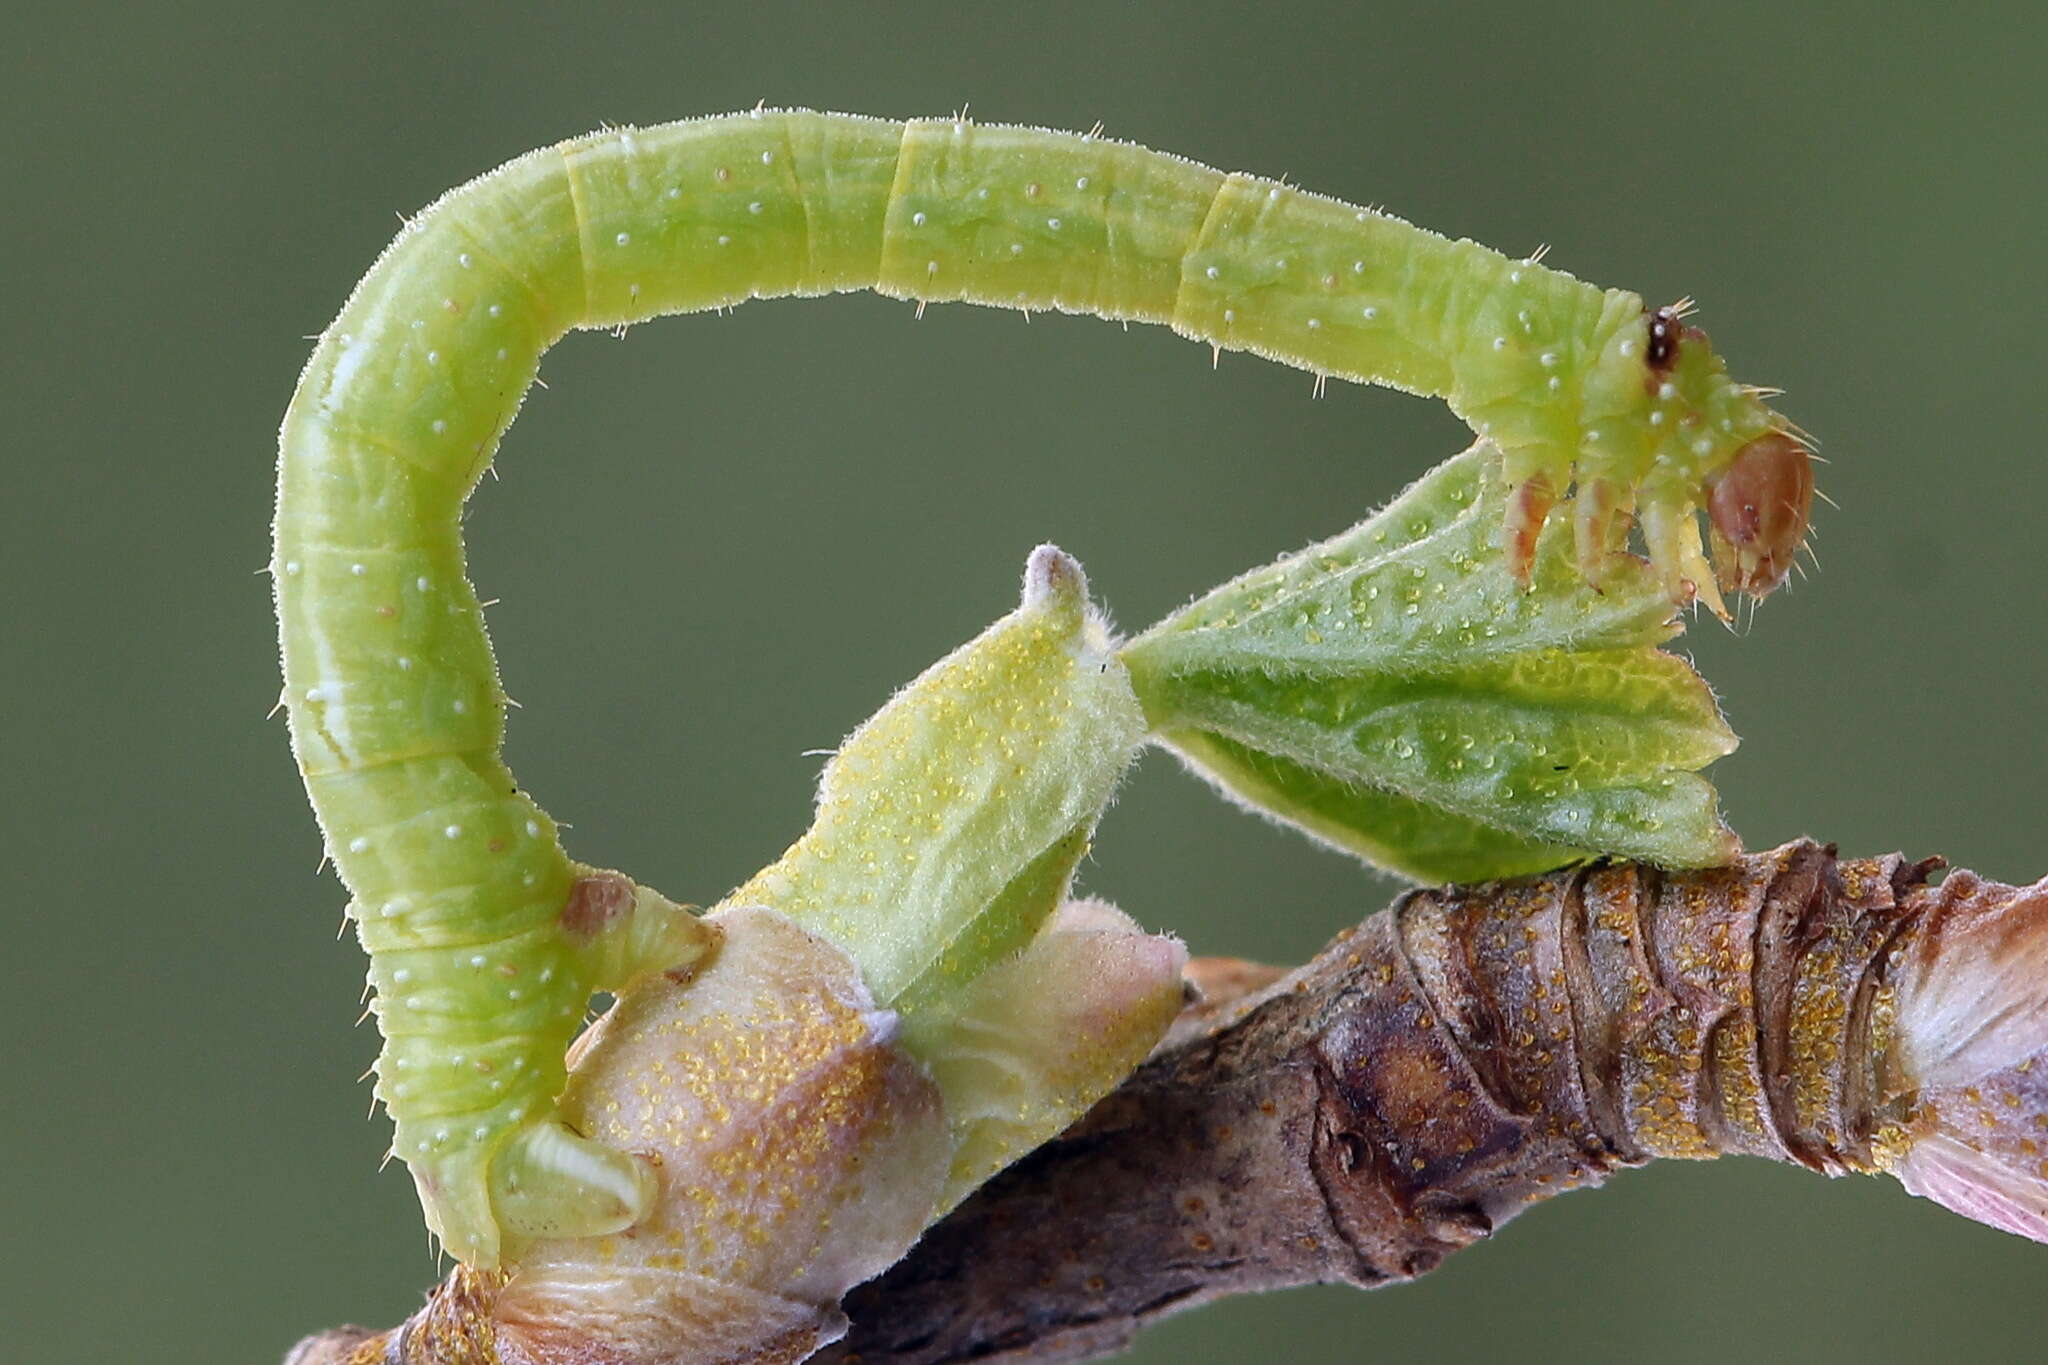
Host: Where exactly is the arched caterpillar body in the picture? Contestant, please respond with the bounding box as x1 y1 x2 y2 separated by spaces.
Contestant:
273 108 1812 1269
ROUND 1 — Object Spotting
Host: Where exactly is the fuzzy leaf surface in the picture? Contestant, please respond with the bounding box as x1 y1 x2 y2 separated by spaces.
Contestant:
1123 443 1739 880
723 547 1146 1009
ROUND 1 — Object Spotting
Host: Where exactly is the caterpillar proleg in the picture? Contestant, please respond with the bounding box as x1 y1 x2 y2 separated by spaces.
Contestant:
273 108 1810 1269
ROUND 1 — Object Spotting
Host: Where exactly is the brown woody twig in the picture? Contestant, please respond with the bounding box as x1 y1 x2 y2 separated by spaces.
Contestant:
288 840 2034 1365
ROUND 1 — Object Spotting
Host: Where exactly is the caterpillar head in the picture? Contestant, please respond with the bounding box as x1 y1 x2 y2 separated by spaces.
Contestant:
1507 305 1816 619
1705 431 1814 598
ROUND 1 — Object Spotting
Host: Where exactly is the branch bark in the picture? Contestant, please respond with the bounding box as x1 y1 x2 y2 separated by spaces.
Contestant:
288 840 2048 1365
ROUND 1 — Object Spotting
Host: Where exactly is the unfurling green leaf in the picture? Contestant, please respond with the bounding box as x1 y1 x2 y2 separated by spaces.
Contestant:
723 545 1148 1007
718 547 1183 1224
1121 443 1739 882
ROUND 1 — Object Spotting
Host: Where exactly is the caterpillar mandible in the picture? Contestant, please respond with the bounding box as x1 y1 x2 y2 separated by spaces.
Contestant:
273 108 1813 1270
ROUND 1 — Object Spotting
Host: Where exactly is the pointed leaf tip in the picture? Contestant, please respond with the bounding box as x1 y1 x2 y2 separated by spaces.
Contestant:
1022 543 1087 617
725 551 1146 1004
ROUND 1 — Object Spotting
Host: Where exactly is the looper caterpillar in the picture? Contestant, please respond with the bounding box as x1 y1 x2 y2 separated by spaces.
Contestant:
273 108 1810 1269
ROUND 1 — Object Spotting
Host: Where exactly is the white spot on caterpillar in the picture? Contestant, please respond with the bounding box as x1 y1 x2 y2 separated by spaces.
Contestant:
1223 309 1235 323
1658 382 1677 400
416 576 431 591
507 988 523 1000
1650 411 1666 425
350 562 366 576
496 348 508 360
1693 438 1713 455
524 820 540 837
665 186 681 200
1353 261 1364 273
348 836 371 853
1075 175 1089 189
471 954 487 968
1362 306 1379 320
911 211 926 226
976 187 990 199
452 699 467 714
615 232 631 247
760 150 773 164
1492 337 1507 350
1510 270 1523 284
1619 339 1638 357
1205 266 1220 280
1307 318 1321 330
393 968 412 984
431 420 447 434
305 686 324 702
444 824 463 839
458 253 472 268
1548 377 1562 391
426 350 440 365
397 656 412 673
718 235 731 246
380 900 410 918
1540 352 1558 368
487 303 502 318
1010 243 1023 255
748 201 763 214
1047 217 1061 230
472 1126 491 1141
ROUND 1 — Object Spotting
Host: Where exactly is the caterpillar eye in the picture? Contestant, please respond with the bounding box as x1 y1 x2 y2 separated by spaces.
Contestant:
1706 432 1814 597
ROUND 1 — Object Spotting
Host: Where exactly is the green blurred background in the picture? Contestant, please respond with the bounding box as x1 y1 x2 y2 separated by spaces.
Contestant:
6 2 2043 1360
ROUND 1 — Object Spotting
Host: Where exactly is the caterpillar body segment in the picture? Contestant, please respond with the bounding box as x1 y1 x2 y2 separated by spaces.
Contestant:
274 108 1811 1267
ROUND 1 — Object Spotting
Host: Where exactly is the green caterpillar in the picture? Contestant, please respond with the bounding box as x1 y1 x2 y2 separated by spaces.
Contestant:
272 107 1812 1269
